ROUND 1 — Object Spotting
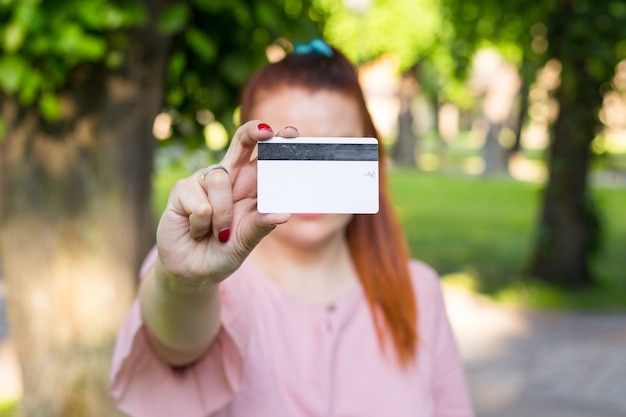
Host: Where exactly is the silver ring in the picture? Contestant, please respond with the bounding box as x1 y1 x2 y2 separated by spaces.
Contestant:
201 164 230 181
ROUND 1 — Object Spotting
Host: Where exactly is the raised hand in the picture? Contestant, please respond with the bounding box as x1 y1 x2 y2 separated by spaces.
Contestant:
155 121 295 286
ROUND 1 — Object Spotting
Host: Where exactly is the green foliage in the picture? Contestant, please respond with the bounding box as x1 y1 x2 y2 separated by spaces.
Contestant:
440 0 546 82
0 398 17 417
312 0 474 109
0 0 147 119
546 0 626 85
162 0 321 146
441 0 626 84
0 0 321 138
314 0 441 70
158 3 191 35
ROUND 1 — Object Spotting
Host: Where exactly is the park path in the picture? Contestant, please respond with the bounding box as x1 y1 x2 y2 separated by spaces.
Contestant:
1 282 626 416
444 287 626 417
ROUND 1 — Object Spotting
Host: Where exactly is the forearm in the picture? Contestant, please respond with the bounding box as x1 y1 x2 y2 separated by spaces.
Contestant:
139 260 222 367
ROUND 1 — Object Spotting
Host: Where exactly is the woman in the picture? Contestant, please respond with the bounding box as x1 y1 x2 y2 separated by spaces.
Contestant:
110 39 474 417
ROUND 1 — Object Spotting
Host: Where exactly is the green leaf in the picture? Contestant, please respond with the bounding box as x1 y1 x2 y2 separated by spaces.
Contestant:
103 4 126 29
76 34 107 60
232 0 253 26
3 22 26 53
105 50 124 69
585 56 608 82
616 40 626 60
609 1 626 18
166 87 185 107
76 2 110 29
53 24 106 61
254 2 279 28
158 3 190 35
75 1 145 29
167 51 187 81
19 67 43 104
118 1 147 26
206 82 227 109
185 28 217 63
39 91 62 121
285 0 303 18
0 55 26 94
14 1 40 26
219 54 251 85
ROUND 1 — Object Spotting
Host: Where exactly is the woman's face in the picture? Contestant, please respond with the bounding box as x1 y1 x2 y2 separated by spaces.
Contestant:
250 86 364 250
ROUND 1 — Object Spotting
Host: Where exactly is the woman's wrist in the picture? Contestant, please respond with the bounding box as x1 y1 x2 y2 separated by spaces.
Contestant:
154 258 219 295
140 259 222 366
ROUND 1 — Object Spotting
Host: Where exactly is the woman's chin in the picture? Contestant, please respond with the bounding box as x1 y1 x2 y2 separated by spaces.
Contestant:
267 213 353 250
292 213 325 220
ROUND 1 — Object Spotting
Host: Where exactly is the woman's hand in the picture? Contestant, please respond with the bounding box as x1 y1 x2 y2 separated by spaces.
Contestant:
155 121 296 286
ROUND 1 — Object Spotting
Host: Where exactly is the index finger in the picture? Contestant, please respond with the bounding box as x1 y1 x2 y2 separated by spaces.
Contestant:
221 120 274 168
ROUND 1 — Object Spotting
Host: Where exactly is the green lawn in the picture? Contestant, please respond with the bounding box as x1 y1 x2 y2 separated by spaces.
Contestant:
0 400 16 417
390 170 626 310
152 164 626 311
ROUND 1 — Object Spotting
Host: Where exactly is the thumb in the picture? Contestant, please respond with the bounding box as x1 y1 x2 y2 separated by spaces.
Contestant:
236 213 291 253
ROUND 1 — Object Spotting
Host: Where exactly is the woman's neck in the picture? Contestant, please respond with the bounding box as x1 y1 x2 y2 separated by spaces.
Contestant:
249 232 359 304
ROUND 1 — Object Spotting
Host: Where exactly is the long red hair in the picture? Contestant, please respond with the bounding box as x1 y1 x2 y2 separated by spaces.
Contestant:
240 45 417 365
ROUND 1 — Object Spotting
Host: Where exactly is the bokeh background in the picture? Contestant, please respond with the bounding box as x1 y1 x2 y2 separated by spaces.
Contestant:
1 0 625 416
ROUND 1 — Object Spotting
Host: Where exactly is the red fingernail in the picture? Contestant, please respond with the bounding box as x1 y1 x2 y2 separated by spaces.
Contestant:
218 228 231 243
257 123 272 132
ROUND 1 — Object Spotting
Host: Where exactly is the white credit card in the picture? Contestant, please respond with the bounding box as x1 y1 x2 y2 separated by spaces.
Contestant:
257 137 379 214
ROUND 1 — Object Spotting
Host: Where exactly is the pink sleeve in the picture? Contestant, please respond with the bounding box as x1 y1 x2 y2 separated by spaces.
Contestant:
109 249 251 417
411 261 475 417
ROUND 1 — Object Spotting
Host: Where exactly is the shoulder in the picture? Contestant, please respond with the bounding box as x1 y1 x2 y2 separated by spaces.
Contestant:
407 259 449 321
407 259 443 296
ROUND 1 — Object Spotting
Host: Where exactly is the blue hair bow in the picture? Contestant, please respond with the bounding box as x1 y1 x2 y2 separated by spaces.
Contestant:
294 38 333 57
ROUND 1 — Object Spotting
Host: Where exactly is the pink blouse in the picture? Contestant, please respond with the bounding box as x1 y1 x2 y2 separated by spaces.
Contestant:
110 249 474 417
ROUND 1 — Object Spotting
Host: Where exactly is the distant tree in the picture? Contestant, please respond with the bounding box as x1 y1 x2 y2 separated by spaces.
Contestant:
0 1 318 415
441 0 626 287
530 0 625 286
314 0 444 167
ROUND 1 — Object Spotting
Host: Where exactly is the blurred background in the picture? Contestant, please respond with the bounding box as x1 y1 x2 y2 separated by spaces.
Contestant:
0 0 625 416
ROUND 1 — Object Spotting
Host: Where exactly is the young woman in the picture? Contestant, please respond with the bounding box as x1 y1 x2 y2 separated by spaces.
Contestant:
110 39 474 417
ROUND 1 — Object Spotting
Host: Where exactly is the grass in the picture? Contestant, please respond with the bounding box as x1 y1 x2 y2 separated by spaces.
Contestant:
389 170 626 310
152 160 626 311
0 400 17 417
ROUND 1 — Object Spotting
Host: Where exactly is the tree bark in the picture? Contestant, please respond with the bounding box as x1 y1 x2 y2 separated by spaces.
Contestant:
481 121 507 176
392 70 417 168
529 56 602 287
509 78 529 156
0 3 171 415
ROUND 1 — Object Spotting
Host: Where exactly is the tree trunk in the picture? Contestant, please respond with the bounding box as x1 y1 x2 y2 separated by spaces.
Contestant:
529 60 601 287
392 70 417 168
0 6 170 416
509 77 529 157
481 121 507 176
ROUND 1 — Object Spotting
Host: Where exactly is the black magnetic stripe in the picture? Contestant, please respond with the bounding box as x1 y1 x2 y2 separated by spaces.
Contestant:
258 143 378 161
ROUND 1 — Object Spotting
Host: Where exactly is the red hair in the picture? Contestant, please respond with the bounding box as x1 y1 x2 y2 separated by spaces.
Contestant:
241 45 417 365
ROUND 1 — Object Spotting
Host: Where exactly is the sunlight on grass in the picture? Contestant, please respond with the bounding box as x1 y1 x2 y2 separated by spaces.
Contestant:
441 271 480 293
0 399 17 417
389 169 626 310
493 282 567 309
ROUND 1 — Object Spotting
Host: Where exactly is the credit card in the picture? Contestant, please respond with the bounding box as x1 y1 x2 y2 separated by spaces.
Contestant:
257 137 379 214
